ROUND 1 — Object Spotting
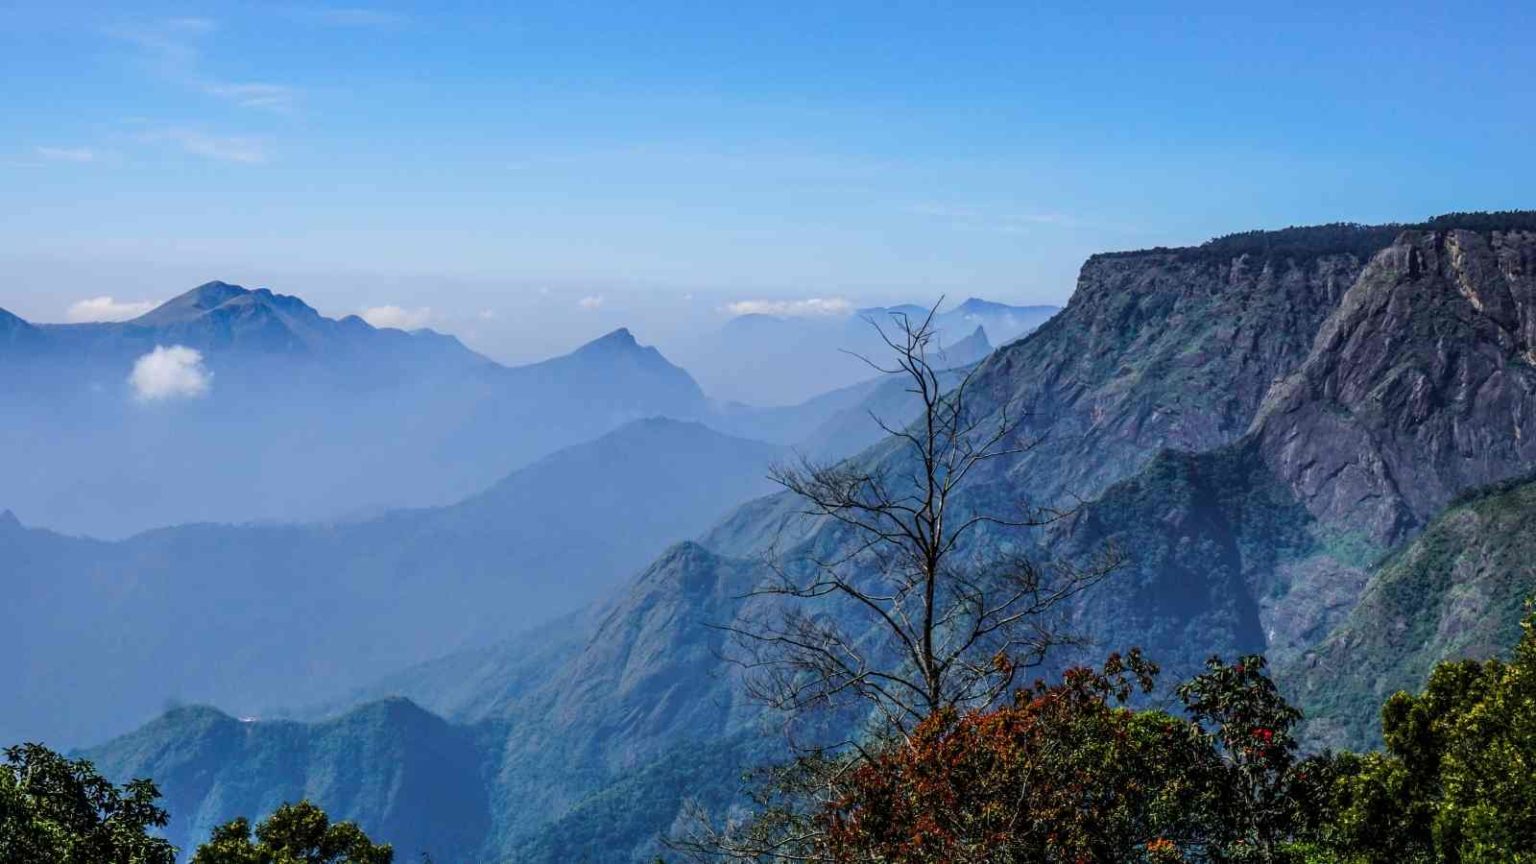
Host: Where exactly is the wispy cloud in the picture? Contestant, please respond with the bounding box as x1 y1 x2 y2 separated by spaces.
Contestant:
138 128 268 163
201 82 298 112
113 17 299 113
577 296 605 310
67 296 159 322
724 297 853 318
35 146 99 163
360 305 433 330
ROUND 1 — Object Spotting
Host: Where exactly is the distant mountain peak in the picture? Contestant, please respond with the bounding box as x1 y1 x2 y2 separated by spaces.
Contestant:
178 279 248 306
857 303 929 319
938 325 992 367
575 327 643 355
0 509 20 530
132 281 252 325
131 281 328 329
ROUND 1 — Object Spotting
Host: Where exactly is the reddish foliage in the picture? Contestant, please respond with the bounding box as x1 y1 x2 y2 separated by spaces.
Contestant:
816 651 1214 863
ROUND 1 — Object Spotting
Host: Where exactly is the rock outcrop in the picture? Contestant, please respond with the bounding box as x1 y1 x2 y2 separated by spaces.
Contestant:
1254 228 1536 545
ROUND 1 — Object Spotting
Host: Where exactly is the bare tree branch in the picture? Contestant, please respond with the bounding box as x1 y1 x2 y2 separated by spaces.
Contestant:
686 298 1124 861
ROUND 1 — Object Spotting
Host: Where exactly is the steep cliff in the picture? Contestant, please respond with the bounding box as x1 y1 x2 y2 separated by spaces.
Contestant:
1047 225 1536 700
1253 228 1536 545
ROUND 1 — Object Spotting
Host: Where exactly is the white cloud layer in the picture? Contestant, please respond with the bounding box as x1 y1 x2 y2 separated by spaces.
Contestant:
724 297 854 318
578 295 604 310
360 305 433 330
66 296 159 323
130 345 212 401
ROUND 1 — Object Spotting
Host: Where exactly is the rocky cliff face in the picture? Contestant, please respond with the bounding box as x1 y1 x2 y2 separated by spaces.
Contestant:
699 227 1385 565
1253 229 1536 545
1054 226 1536 691
958 234 1372 511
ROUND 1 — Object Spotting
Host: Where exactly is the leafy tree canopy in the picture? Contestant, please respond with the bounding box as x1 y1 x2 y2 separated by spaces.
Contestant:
0 742 176 864
1324 608 1536 863
191 800 392 864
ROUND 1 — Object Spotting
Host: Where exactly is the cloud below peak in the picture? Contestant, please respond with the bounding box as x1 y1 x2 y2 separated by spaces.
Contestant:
360 305 433 330
129 345 212 401
66 296 159 323
724 297 853 318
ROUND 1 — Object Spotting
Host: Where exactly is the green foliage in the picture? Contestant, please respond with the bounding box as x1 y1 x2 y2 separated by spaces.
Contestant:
191 800 393 864
1177 655 1327 863
1418 210 1536 234
84 699 489 863
1322 608 1536 863
1096 223 1404 264
508 734 770 864
1289 477 1536 750
0 742 176 864
1096 211 1536 265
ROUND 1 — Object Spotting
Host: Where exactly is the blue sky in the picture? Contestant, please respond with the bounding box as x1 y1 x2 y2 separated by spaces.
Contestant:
3 1 1534 361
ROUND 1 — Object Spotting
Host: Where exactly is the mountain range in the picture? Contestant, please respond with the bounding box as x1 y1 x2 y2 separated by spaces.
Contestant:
674 297 1054 405
0 282 711 536
0 282 1005 538
56 213 1536 861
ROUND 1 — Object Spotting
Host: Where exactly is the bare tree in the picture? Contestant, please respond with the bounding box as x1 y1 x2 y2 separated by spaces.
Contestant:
673 302 1122 862
725 301 1121 737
